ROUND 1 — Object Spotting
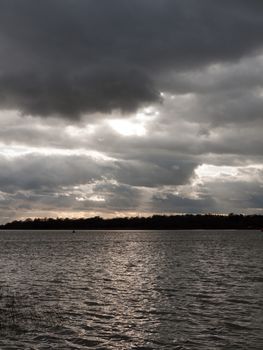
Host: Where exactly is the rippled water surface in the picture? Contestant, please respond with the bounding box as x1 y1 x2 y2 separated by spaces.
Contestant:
0 230 262 349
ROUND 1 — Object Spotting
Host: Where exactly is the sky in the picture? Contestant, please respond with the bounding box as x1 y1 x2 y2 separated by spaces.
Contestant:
0 0 263 223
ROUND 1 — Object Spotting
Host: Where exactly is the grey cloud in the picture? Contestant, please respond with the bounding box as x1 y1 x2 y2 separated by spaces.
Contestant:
197 179 263 214
1 105 262 173
1 1 263 118
0 181 146 224
150 171 263 215
114 159 197 187
193 91 263 125
0 153 262 222
151 192 216 214
0 154 111 192
159 55 263 96
0 152 197 194
79 182 144 212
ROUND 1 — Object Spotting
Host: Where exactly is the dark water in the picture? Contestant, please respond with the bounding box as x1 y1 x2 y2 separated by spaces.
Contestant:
0 230 262 349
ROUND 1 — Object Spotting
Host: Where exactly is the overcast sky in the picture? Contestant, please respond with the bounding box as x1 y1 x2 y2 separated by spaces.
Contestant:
0 0 263 223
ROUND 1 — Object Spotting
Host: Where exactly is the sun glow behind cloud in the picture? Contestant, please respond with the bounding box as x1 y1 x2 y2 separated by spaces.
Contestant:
108 107 159 136
65 124 96 137
109 119 146 136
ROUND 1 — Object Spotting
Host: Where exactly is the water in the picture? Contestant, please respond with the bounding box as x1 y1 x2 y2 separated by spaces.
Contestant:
0 230 262 349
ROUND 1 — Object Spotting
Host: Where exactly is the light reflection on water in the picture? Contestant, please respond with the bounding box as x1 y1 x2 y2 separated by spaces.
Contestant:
0 230 262 349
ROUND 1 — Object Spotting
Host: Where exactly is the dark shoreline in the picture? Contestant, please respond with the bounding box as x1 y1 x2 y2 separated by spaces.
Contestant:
0 228 261 231
1 214 263 231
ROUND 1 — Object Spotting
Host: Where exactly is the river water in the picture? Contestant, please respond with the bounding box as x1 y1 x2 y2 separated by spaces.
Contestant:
0 230 262 349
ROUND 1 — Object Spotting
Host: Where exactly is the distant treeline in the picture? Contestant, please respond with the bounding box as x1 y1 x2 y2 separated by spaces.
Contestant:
1 214 263 230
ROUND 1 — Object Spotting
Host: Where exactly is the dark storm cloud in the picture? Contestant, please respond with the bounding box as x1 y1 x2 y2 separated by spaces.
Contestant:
1 0 263 118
